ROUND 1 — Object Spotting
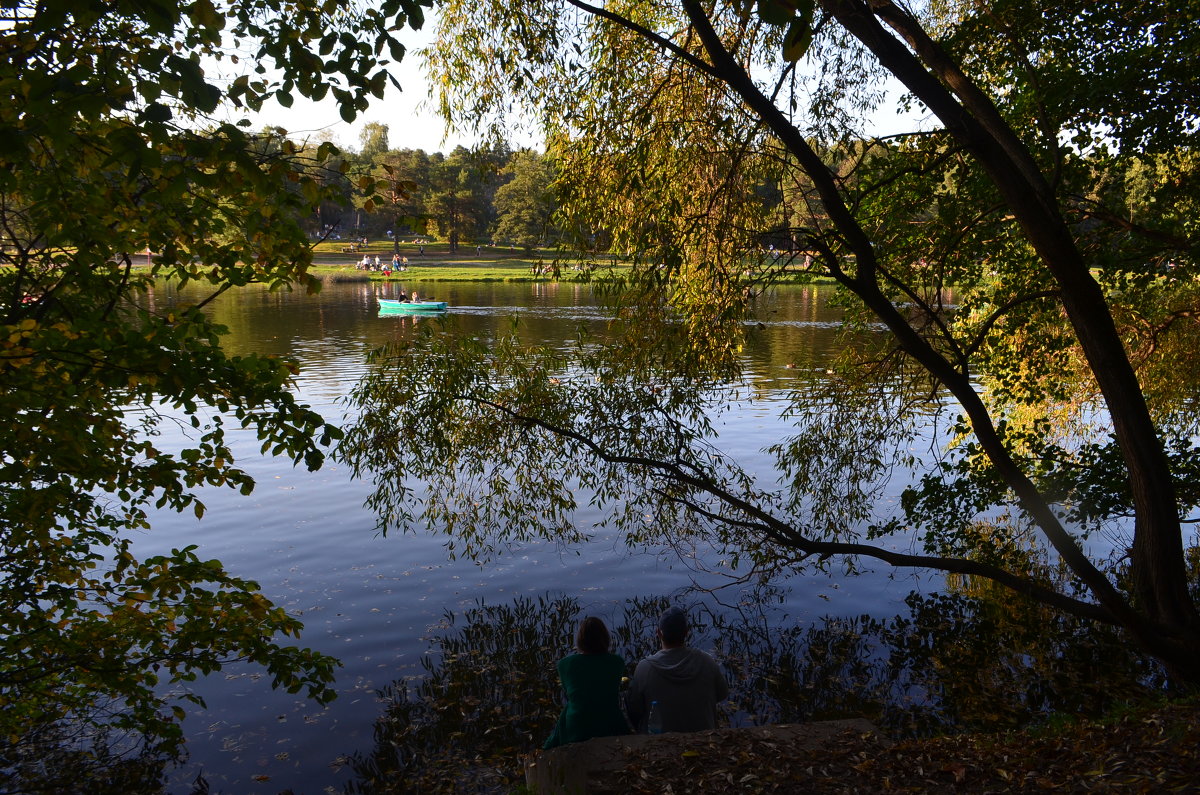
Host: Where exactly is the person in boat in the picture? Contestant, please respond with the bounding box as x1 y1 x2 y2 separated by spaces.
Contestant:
409 290 419 302
396 290 408 302
543 617 631 749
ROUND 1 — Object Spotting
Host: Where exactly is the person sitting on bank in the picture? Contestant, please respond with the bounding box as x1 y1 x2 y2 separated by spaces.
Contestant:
625 606 728 734
543 616 632 749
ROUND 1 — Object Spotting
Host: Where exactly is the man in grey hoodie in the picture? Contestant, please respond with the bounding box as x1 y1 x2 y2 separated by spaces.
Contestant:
626 606 729 733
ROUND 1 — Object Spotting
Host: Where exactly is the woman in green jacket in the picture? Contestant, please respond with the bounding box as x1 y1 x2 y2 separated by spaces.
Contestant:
543 617 632 748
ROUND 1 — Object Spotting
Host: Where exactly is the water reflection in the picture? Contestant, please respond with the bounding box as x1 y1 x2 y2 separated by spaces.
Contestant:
344 586 1157 794
128 280 1007 792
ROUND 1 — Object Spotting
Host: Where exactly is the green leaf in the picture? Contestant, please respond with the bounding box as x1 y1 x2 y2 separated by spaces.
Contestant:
141 102 173 123
388 37 406 63
782 17 813 62
757 0 797 26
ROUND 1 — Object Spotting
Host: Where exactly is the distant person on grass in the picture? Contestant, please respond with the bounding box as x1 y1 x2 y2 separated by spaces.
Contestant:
543 617 631 749
625 606 728 734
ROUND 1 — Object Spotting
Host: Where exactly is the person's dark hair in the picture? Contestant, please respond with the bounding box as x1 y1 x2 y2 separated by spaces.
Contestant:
658 606 689 646
575 616 611 654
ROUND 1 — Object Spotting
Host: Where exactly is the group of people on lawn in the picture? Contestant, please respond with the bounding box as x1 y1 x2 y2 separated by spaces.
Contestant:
357 253 409 272
542 606 729 750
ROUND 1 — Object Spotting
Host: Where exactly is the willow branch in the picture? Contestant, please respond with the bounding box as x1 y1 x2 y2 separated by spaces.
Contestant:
563 0 723 80
466 391 1116 625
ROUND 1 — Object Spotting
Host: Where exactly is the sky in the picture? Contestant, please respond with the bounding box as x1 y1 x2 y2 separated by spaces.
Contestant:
225 19 492 155
220 11 927 157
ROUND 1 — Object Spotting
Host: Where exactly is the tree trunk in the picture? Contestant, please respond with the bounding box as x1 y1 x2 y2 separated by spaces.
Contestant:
676 0 1200 682
824 0 1200 641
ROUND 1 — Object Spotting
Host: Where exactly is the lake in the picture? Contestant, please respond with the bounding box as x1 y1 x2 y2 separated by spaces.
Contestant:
136 278 936 793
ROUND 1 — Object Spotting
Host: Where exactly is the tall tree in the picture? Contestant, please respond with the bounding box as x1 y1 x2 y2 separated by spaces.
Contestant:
427 146 499 250
298 131 355 238
345 0 1200 683
359 121 392 162
492 149 558 251
0 0 429 785
381 147 436 238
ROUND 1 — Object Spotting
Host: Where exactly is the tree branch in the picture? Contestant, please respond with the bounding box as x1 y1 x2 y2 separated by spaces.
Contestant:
563 0 723 80
961 290 1060 359
465 390 1116 625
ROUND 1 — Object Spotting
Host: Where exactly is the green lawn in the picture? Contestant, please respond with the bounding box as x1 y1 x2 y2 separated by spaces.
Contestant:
308 239 617 282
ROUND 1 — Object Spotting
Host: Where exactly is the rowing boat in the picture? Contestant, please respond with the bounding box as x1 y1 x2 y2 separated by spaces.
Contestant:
378 299 448 312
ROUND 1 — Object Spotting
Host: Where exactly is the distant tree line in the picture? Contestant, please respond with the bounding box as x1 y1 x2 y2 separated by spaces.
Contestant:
285 122 560 252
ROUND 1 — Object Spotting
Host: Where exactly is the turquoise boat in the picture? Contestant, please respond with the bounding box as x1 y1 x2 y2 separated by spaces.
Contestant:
378 299 448 312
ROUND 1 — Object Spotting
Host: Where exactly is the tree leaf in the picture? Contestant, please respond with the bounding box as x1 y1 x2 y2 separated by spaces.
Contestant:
782 17 813 62
757 0 798 26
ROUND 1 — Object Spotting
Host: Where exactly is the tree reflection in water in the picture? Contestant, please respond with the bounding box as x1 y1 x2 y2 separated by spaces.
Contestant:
344 589 1160 794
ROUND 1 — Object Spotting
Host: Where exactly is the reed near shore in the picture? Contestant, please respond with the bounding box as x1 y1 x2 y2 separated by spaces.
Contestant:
315 271 372 283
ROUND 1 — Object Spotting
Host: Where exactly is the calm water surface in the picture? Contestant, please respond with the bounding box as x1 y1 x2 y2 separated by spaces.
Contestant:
135 279 930 793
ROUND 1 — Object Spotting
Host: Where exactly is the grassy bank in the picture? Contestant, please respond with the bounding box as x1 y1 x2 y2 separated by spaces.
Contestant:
306 238 828 285
309 239 605 283
309 262 571 283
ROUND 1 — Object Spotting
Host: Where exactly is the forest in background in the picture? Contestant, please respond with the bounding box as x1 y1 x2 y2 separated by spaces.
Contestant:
282 122 559 252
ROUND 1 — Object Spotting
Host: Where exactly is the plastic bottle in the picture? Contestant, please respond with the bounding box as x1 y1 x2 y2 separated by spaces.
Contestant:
646 700 663 735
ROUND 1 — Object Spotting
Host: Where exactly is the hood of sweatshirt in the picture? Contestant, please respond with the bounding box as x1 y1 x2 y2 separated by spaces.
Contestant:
644 647 706 681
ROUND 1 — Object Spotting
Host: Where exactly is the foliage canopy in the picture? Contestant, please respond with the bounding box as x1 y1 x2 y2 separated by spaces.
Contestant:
344 0 1200 684
0 0 428 786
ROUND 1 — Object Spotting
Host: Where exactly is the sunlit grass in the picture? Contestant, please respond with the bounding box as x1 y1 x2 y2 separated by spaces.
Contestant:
308 238 622 282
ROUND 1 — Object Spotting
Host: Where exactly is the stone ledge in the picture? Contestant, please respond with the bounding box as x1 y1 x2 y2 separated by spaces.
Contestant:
526 719 887 794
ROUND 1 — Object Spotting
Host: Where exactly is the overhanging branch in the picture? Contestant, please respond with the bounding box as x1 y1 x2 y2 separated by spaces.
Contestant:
465 391 1116 625
563 0 723 80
